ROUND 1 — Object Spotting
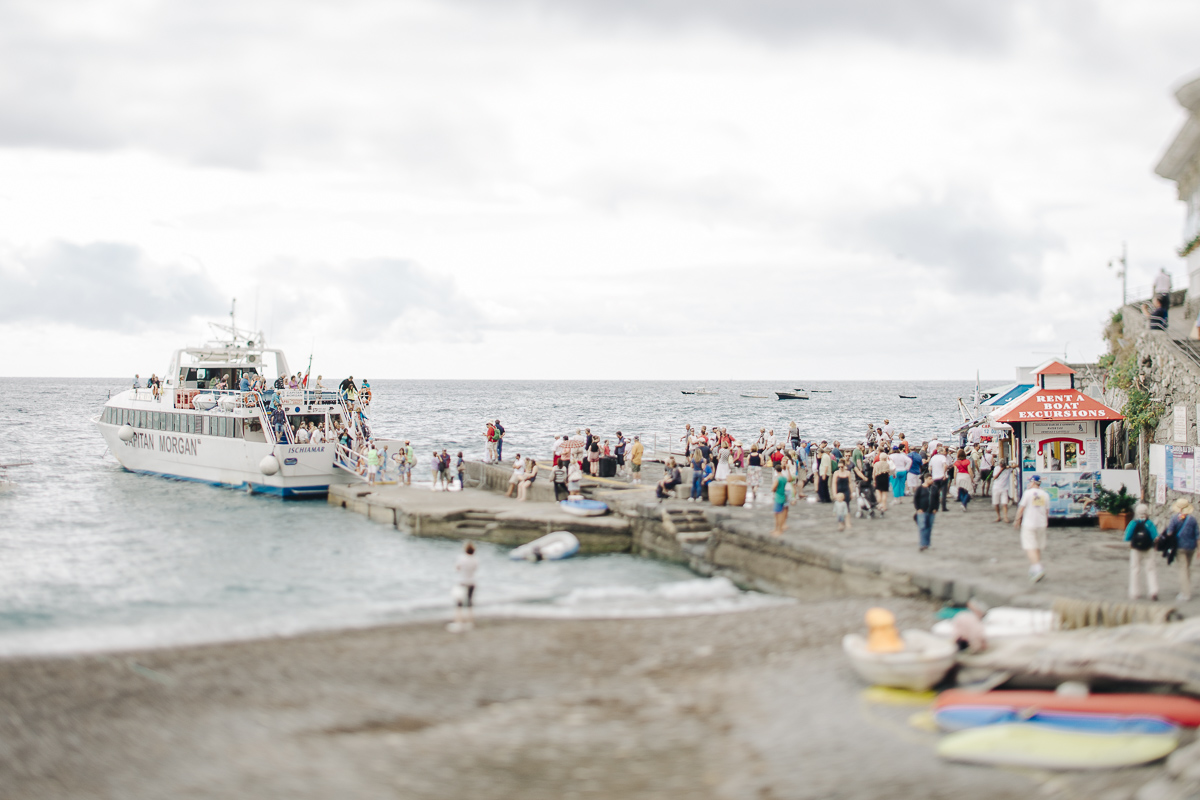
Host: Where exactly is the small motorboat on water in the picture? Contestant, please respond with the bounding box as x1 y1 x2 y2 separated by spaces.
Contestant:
775 391 809 400
899 394 917 399
740 394 769 399
681 388 718 395
560 498 608 517
510 531 580 561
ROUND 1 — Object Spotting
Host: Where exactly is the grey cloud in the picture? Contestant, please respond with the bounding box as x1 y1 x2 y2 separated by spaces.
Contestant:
833 188 1063 294
453 0 1019 50
261 258 488 343
0 241 226 331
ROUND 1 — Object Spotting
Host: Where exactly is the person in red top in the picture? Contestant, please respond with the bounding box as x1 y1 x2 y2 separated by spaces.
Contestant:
954 448 974 511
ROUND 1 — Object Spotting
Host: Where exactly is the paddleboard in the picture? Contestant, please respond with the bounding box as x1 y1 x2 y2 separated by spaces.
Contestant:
937 723 1178 769
935 689 1200 727
934 705 1177 735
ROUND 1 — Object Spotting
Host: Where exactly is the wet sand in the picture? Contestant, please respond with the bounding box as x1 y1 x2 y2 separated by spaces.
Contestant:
0 599 1161 800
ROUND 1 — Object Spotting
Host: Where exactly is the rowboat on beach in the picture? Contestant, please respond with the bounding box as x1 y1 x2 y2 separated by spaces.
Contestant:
842 629 957 691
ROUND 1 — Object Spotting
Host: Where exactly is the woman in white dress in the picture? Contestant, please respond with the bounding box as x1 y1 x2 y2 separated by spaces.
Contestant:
715 445 731 481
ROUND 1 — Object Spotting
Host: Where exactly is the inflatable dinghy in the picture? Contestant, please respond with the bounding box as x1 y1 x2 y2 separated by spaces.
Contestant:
560 498 607 517
509 531 580 562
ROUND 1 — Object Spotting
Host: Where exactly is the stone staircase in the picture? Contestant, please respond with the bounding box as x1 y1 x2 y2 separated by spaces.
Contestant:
450 510 500 537
660 507 712 544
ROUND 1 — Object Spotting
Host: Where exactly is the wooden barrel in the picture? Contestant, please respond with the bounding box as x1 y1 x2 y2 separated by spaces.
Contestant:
709 481 727 506
726 481 746 506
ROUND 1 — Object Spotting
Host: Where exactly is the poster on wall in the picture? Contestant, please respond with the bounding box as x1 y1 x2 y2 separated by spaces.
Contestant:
1081 438 1102 471
1022 442 1036 472
1024 472 1100 519
1166 445 1197 494
1177 405 1189 444
1031 421 1090 436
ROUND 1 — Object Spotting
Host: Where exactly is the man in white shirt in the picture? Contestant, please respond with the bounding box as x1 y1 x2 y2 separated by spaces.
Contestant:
882 419 894 439
1014 474 1050 582
1154 267 1173 307
928 446 949 511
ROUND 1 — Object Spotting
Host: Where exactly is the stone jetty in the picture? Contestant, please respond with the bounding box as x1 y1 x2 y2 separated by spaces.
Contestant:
331 461 1189 614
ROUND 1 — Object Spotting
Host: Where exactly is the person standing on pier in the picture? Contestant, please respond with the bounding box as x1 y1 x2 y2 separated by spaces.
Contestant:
485 422 497 463
929 445 949 512
630 436 644 484
817 447 833 503
771 464 789 536
913 476 938 551
494 420 505 462
1166 499 1198 601
456 452 465 490
1014 475 1050 583
1124 503 1159 601
552 458 569 501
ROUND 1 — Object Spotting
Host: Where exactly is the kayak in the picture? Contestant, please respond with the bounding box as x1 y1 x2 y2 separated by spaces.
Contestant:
934 705 1178 735
560 498 607 517
509 531 580 562
937 723 1178 769
935 689 1200 727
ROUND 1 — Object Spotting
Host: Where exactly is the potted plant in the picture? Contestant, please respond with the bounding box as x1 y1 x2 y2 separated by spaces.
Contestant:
1095 485 1137 530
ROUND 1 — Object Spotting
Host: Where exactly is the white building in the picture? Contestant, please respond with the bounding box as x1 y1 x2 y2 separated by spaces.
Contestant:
1155 74 1200 298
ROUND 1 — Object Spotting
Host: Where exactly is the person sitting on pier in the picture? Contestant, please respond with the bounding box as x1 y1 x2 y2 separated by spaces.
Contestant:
656 457 682 500
506 455 526 497
517 459 539 501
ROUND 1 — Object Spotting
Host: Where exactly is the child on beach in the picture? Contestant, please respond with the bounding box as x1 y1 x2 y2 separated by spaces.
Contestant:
835 492 850 532
450 541 478 633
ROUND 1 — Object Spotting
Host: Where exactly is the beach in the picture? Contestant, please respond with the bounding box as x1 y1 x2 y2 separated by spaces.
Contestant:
0 598 1157 800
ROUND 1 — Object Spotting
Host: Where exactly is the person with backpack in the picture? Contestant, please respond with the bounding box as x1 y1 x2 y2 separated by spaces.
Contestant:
1124 503 1159 601
494 420 505 462
1165 499 1198 600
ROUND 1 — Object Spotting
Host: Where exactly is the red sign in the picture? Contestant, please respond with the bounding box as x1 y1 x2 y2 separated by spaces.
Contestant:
996 389 1123 423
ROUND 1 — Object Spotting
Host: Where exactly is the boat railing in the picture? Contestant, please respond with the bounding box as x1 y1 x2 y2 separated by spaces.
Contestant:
334 442 368 477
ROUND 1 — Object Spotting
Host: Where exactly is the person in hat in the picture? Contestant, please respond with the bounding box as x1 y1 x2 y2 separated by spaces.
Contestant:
1167 498 1199 600
629 435 644 484
1014 475 1050 582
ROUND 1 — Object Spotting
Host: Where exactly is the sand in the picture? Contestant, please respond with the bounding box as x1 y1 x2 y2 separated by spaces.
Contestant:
0 598 1162 800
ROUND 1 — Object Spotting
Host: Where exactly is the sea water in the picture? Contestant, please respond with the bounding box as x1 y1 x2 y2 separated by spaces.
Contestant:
0 378 975 655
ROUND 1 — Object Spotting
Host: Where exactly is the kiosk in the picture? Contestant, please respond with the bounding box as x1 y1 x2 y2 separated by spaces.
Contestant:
992 361 1126 519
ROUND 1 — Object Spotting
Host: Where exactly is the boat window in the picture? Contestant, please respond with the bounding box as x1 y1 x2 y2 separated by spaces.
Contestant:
185 414 194 434
168 413 177 433
234 418 243 438
151 412 159 430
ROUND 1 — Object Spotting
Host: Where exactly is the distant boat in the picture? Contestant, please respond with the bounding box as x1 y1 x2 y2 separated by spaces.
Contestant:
681 388 718 395
740 393 769 399
776 391 809 400
899 395 917 399
810 390 833 393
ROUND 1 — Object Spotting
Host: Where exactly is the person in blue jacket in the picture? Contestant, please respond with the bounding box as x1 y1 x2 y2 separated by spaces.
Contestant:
1166 499 1199 601
1124 503 1159 601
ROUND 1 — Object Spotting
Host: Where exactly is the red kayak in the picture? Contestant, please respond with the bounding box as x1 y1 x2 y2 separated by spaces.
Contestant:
935 689 1200 727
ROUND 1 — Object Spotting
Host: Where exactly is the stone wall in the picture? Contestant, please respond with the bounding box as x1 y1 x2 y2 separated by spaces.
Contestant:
1124 303 1200 518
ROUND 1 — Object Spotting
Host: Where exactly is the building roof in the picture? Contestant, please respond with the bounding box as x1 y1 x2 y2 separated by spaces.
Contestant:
1034 360 1075 376
1156 74 1200 194
996 388 1123 423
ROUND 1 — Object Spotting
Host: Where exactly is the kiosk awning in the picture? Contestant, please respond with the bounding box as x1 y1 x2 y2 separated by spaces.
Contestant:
995 389 1123 423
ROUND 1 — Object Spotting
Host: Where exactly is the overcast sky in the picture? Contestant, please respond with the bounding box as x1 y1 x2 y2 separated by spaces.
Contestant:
1 0 1198 380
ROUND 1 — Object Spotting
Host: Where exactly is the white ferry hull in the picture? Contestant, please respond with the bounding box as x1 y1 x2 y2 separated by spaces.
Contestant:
96 421 354 498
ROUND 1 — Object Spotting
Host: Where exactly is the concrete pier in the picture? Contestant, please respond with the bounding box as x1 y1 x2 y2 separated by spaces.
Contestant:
332 461 1192 613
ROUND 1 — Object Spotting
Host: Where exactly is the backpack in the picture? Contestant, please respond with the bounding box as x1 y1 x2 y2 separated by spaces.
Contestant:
1129 520 1154 552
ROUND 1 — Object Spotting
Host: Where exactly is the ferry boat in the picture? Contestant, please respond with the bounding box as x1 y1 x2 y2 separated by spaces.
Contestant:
94 318 380 498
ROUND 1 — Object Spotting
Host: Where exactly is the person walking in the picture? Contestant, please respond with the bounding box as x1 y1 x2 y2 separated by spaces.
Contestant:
1014 474 1050 582
817 448 833 503
1125 503 1159 601
1167 499 1198 600
913 475 938 551
929 445 949 512
872 447 892 513
450 541 478 633
953 448 973 511
890 446 910 499
771 463 789 536
456 451 466 490
991 459 1014 522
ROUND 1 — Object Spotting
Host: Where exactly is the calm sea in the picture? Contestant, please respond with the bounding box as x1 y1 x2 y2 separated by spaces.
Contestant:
0 378 976 655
